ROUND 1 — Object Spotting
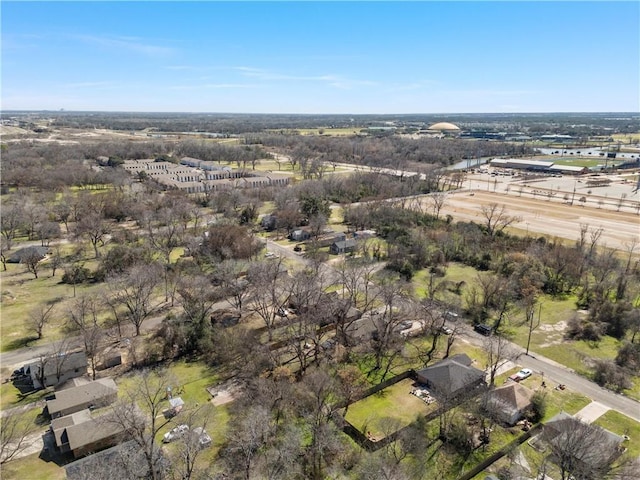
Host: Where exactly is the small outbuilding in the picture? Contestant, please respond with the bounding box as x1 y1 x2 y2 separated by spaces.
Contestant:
330 239 358 255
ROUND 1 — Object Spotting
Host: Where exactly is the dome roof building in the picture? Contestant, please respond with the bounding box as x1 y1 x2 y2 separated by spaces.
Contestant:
427 122 461 132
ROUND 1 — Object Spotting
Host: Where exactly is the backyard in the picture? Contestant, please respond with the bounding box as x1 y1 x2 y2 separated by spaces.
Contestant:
344 378 436 440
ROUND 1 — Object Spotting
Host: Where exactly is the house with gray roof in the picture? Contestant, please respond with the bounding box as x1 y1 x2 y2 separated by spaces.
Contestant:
484 382 535 425
25 351 88 389
7 246 50 264
415 354 485 399
50 409 127 459
46 378 118 419
330 239 358 255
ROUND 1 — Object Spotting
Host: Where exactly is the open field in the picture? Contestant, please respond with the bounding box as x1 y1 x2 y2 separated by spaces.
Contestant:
439 188 639 251
266 128 362 136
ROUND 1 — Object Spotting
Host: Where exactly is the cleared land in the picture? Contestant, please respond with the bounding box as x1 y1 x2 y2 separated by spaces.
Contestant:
438 188 639 251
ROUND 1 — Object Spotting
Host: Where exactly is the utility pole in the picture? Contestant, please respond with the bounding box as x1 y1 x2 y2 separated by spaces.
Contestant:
526 302 542 356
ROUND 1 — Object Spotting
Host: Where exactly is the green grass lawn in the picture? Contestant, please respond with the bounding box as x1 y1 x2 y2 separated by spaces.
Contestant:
0 262 105 352
344 378 434 439
541 388 591 421
0 453 66 480
0 381 53 410
593 410 640 458
412 262 478 303
117 358 219 407
551 157 624 168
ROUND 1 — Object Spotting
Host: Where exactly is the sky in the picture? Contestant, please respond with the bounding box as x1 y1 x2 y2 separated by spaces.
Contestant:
2 1 639 114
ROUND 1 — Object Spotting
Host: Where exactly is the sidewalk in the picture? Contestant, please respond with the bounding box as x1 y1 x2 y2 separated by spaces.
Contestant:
574 401 610 424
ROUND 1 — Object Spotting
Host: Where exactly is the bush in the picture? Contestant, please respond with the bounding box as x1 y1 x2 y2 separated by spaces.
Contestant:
526 390 547 423
443 418 473 454
61 265 91 285
565 315 603 342
593 359 632 392
616 342 640 371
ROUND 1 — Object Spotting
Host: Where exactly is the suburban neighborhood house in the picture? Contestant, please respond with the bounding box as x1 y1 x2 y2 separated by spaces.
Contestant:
64 441 155 480
415 354 486 399
122 157 291 193
484 382 535 425
49 409 127 459
537 412 625 474
25 351 88 389
45 378 118 419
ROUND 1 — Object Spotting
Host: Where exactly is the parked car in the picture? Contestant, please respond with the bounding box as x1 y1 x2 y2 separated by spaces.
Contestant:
474 324 492 336
509 368 533 382
163 424 189 443
444 311 459 320
276 307 290 317
440 326 453 335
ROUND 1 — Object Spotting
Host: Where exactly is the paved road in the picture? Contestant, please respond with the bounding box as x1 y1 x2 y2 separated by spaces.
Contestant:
455 325 640 423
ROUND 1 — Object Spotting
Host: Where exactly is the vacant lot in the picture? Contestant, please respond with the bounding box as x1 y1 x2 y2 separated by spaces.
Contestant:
439 187 639 251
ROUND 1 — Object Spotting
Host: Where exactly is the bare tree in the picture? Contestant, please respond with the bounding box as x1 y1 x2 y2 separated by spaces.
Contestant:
248 259 289 341
214 260 251 315
480 203 522 237
0 410 38 464
294 368 342 480
75 211 110 258
223 404 274 480
484 334 515 387
524 297 542 355
145 202 187 301
67 295 104 380
430 192 448 220
0 202 24 250
27 301 58 340
109 263 162 336
370 277 410 377
541 415 632 480
106 369 177 480
174 274 222 354
21 249 44 279
0 236 8 271
49 246 63 277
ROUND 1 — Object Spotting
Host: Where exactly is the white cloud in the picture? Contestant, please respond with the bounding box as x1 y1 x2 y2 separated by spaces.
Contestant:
232 66 375 89
72 34 176 57
168 83 259 91
62 81 115 89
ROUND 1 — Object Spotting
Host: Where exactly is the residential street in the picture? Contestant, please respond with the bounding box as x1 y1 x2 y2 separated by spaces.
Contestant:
456 326 640 422
2 238 639 427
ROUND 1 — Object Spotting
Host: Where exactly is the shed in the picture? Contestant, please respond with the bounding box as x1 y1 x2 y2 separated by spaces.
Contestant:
330 239 358 255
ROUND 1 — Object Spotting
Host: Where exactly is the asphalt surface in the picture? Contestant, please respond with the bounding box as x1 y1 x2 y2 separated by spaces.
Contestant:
455 324 640 423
